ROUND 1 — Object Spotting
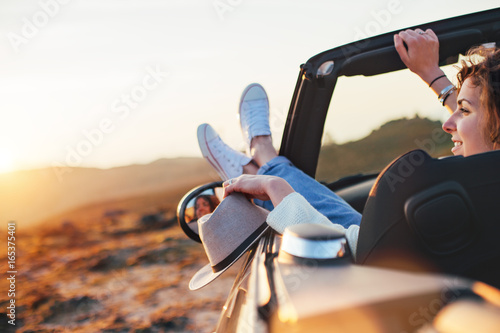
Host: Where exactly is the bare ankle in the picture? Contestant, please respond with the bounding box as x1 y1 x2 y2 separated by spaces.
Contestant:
242 161 259 175
251 135 272 147
251 135 277 167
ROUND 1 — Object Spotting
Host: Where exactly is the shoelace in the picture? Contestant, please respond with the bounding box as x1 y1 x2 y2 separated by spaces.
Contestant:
242 100 270 137
212 137 240 173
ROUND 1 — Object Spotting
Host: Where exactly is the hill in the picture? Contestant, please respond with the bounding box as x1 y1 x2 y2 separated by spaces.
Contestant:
0 158 232 332
0 195 235 333
0 157 216 228
316 116 453 181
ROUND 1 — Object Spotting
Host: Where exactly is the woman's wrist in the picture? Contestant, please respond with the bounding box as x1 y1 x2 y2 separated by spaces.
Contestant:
419 68 445 86
425 71 457 113
429 74 447 87
265 177 295 207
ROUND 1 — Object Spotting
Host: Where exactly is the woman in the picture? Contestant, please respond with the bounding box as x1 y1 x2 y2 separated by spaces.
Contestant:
197 30 500 255
188 195 220 233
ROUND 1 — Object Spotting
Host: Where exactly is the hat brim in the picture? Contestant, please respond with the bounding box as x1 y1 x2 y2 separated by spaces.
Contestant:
189 224 269 290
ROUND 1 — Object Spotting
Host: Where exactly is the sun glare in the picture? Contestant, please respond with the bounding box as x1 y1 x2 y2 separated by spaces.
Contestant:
0 150 15 174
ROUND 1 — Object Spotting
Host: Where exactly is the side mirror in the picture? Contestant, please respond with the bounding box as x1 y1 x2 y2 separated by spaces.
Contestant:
177 181 223 243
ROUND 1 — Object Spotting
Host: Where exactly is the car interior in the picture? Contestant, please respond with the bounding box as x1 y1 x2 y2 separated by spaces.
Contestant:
356 149 500 289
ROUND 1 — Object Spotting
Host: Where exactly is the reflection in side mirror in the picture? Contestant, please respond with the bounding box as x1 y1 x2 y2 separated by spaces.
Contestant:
177 181 223 243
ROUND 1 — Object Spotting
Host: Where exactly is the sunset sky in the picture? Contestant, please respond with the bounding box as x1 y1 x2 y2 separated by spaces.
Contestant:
0 0 498 173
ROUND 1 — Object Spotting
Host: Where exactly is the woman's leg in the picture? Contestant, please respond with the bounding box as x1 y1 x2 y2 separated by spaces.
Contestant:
250 135 277 167
239 85 360 227
253 155 361 228
198 83 360 227
198 124 360 227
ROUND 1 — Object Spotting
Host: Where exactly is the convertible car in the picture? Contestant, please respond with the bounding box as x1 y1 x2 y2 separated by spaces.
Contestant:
178 8 500 332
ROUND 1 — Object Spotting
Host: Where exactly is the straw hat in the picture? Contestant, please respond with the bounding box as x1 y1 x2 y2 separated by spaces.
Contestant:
189 193 270 290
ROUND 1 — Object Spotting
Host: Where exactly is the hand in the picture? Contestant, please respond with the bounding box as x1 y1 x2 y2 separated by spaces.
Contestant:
223 175 295 207
394 28 443 83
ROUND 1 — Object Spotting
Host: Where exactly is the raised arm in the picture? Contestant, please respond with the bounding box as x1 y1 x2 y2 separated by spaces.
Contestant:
394 28 457 114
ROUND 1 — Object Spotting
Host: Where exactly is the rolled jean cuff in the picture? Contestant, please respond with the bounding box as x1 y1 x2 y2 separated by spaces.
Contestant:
253 155 361 228
257 156 292 176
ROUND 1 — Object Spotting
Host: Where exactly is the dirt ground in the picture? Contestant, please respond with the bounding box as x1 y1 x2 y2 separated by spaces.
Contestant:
0 208 237 333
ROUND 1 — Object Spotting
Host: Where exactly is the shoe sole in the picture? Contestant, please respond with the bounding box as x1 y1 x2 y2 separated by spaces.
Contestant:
197 124 229 180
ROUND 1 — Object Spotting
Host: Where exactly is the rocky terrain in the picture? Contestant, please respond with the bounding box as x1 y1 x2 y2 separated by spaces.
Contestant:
0 204 237 333
0 155 236 333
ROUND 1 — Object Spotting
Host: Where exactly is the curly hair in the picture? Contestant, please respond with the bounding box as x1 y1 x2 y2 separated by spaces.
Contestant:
456 46 500 149
194 194 220 218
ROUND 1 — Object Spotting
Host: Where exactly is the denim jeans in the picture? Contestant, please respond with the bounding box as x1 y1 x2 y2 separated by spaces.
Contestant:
254 156 361 228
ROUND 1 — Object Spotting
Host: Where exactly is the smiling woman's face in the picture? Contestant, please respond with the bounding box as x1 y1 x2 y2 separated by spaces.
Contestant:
442 78 493 157
195 197 212 218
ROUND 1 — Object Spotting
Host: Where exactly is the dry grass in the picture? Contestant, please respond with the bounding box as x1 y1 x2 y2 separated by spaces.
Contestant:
0 176 234 333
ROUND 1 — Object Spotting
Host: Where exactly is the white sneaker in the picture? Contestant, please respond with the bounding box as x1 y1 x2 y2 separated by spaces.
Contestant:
197 123 251 181
239 83 271 154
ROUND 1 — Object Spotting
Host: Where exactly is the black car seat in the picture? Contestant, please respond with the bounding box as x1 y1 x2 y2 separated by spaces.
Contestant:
355 149 500 289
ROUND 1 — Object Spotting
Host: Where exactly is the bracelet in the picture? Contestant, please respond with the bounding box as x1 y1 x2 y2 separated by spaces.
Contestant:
438 84 456 106
441 90 454 106
429 74 446 87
